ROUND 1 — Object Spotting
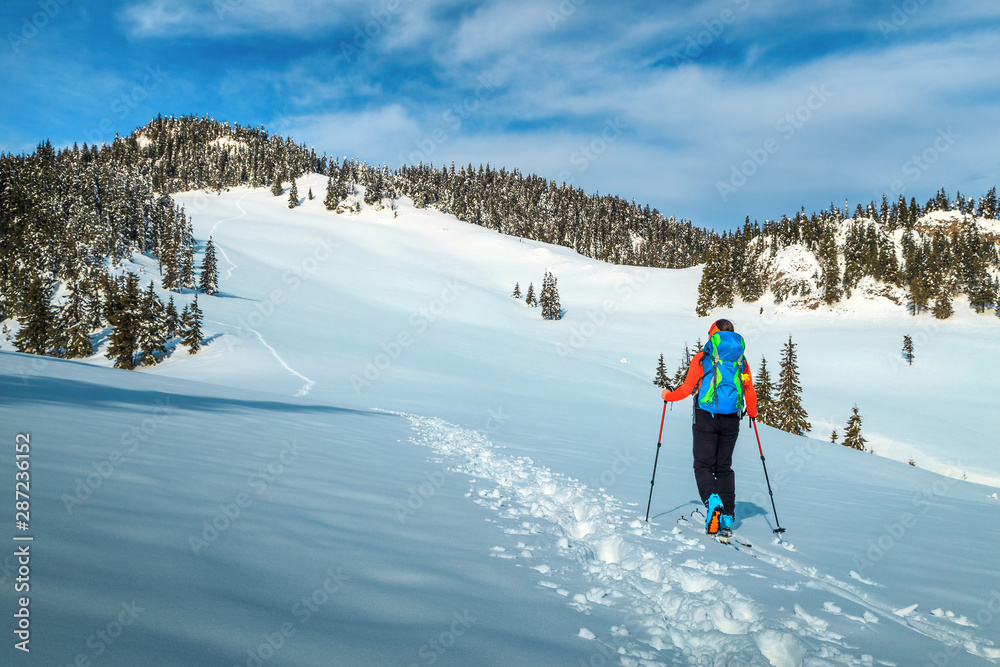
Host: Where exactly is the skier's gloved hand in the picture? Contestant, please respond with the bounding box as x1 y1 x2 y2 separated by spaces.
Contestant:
746 406 757 419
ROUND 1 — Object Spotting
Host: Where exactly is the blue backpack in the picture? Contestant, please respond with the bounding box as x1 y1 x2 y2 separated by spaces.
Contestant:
697 331 747 416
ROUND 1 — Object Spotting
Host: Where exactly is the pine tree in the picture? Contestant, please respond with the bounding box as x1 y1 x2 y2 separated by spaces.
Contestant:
288 178 299 208
364 171 383 206
673 344 692 388
512 282 521 299
161 239 181 291
55 283 93 359
13 278 54 356
653 353 671 389
324 173 347 210
524 282 536 307
271 175 283 197
200 236 219 295
969 277 996 314
181 295 203 353
539 272 552 317
715 243 734 308
696 237 734 316
902 335 914 365
980 186 997 219
179 303 191 348
137 282 167 367
102 275 121 329
842 404 866 451
820 233 842 305
83 278 104 329
106 273 141 370
909 274 930 315
932 291 953 319
776 336 810 435
324 175 338 210
755 356 775 427
831 428 838 444
550 274 562 319
695 263 715 316
308 186 314 201
165 295 180 338
540 271 562 320
181 241 196 290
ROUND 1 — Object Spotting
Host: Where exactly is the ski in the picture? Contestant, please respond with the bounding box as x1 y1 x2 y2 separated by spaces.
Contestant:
680 510 755 554
678 513 729 547
728 535 754 549
690 507 753 546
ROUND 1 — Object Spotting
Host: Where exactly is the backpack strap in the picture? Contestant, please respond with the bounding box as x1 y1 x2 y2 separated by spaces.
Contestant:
700 335 723 412
733 355 745 412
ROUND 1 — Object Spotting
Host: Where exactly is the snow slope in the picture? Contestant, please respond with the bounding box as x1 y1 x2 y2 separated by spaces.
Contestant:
157 177 1000 486
3 175 1000 665
0 354 612 666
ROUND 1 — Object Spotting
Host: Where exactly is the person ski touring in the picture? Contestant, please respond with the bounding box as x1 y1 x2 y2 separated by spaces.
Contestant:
661 319 757 539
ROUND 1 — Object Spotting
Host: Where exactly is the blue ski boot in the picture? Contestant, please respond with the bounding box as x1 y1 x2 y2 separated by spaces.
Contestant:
705 494 723 535
718 514 733 542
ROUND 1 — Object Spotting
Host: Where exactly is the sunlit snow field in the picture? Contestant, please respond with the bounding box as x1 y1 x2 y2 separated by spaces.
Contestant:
3 176 999 665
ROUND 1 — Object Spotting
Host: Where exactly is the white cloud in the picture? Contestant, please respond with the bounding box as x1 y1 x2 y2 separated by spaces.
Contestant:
420 21 1000 222
118 0 364 38
109 0 1000 228
285 105 423 163
449 0 552 63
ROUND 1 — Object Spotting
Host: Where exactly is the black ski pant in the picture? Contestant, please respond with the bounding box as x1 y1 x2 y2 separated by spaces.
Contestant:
692 408 740 516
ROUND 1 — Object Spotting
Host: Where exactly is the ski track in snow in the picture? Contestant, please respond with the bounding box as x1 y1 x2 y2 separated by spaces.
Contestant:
678 515 1000 662
243 328 314 397
403 414 1000 666
205 319 315 397
741 543 1000 661
208 191 247 280
202 194 315 397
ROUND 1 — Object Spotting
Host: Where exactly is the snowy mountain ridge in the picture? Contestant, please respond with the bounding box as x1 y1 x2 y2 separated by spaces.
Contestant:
746 211 1000 314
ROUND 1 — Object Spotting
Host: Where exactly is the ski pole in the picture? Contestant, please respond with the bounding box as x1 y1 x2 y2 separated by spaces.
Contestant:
751 418 786 534
644 400 668 522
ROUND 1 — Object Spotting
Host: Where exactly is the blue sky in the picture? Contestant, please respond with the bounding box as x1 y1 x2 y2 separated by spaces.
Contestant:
2 0 1000 230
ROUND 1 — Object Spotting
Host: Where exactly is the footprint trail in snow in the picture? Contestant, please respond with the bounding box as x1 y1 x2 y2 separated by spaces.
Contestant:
403 414 1000 666
406 415 854 666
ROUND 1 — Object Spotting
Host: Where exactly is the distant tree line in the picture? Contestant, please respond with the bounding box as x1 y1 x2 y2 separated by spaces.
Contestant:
3 115 997 373
396 161 712 268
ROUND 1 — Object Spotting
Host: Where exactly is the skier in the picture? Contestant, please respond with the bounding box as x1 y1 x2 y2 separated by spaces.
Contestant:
661 319 757 539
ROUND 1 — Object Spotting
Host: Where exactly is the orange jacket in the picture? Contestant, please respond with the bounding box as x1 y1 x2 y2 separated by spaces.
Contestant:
661 351 758 418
